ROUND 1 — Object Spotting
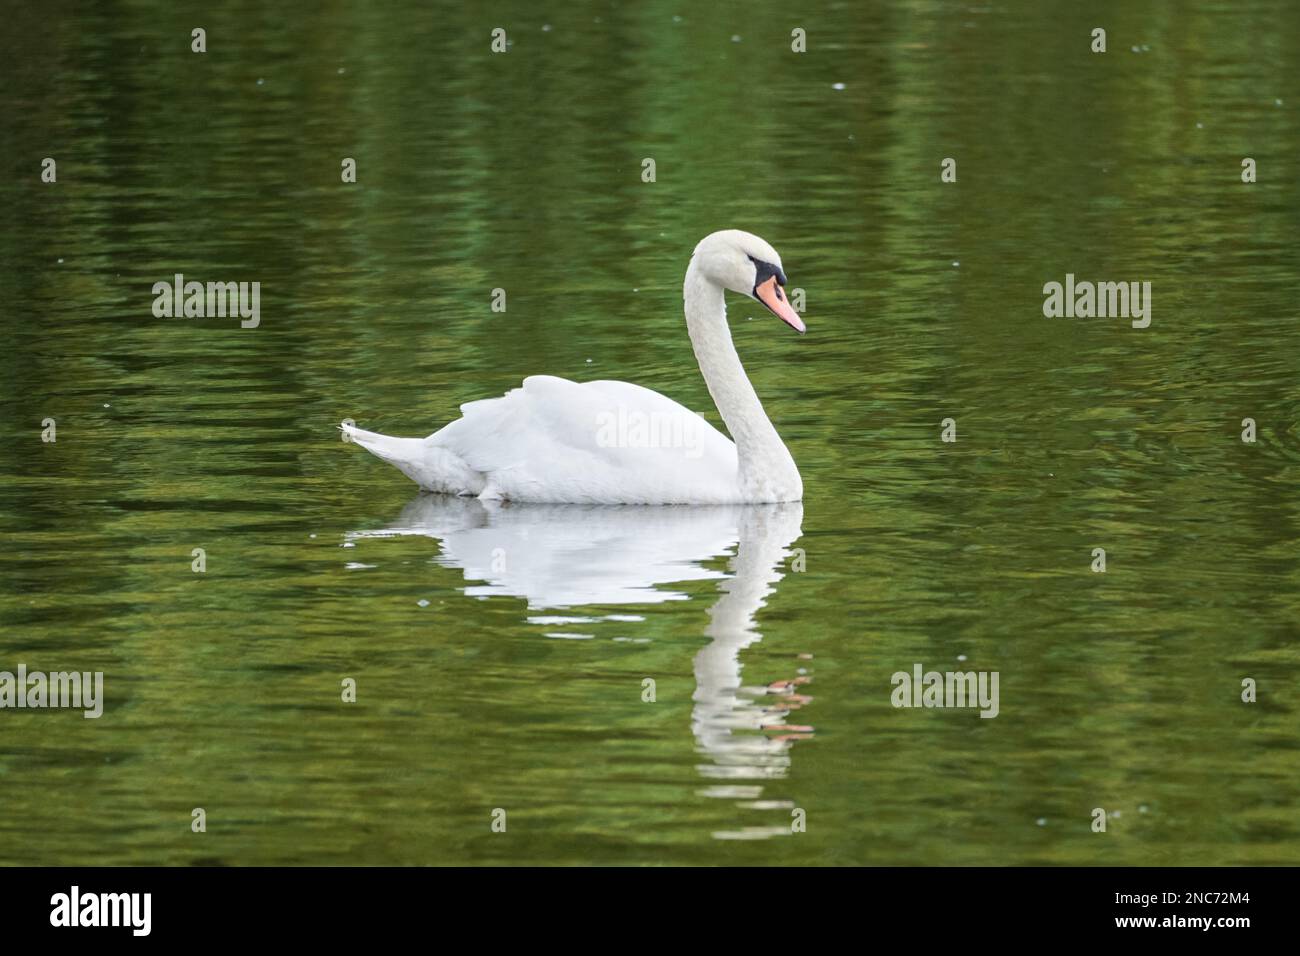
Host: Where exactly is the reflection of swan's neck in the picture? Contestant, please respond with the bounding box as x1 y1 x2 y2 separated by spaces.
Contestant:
692 503 804 775
684 263 800 499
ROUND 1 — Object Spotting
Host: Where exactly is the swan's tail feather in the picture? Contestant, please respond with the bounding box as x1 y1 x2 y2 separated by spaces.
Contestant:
340 422 423 466
340 422 484 496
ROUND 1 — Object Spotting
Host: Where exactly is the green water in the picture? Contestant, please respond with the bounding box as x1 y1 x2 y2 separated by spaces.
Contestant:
1 0 1298 865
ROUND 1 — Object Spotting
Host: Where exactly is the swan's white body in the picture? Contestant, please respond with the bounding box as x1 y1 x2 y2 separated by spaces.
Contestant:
342 230 805 505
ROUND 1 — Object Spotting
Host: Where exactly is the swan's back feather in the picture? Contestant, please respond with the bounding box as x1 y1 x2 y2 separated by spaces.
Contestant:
338 375 733 504
427 375 738 503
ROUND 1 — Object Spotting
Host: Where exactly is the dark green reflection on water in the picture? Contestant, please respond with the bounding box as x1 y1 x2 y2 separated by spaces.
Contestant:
0 0 1297 864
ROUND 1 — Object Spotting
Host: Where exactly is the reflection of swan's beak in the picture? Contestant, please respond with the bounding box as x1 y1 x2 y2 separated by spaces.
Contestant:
755 276 806 334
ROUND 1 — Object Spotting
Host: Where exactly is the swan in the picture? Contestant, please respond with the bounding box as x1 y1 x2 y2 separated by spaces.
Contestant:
341 230 806 504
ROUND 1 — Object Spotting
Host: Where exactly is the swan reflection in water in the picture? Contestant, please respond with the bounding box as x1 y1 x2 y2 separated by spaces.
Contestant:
347 496 810 840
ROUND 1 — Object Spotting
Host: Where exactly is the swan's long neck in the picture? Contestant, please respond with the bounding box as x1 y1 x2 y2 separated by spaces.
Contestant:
684 260 801 502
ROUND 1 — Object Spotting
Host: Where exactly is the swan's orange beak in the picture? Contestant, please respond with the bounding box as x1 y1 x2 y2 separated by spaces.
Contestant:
755 276 806 334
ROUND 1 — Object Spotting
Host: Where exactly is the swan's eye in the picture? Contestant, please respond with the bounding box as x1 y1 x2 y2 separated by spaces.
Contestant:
747 255 788 296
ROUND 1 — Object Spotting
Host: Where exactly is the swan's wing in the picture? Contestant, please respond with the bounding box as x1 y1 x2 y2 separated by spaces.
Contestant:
428 375 739 503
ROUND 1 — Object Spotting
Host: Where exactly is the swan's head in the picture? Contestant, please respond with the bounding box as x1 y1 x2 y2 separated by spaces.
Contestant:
691 230 806 334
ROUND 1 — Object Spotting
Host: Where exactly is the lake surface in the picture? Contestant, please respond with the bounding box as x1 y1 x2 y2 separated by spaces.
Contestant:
1 0 1298 865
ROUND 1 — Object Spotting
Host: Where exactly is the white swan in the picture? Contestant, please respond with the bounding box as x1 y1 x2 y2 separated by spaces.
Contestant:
341 230 806 504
